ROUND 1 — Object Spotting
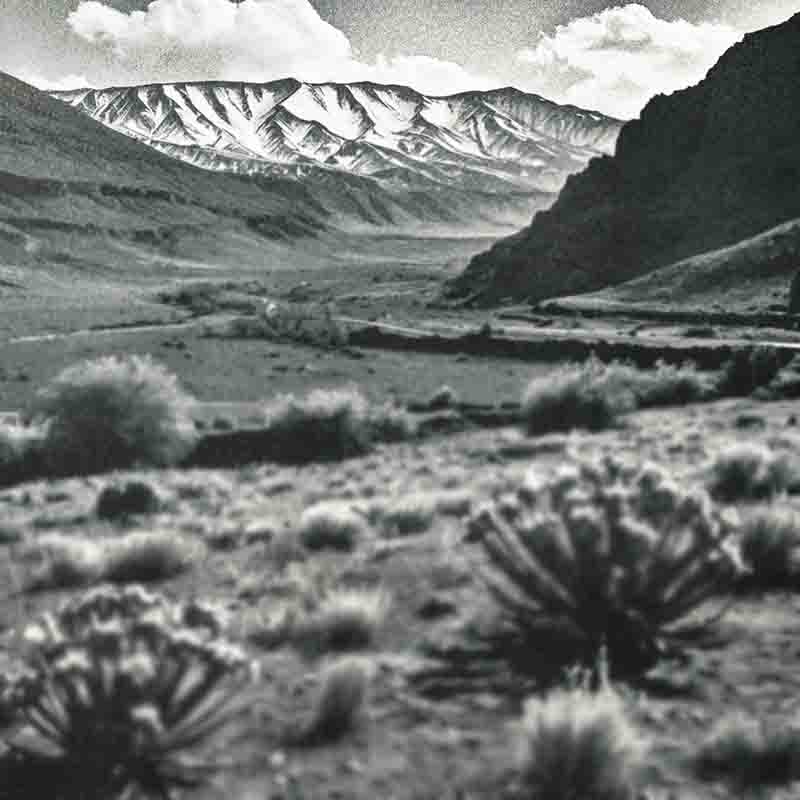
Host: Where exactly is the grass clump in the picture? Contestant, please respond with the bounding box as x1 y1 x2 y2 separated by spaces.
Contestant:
28 530 201 590
297 503 367 552
694 713 800 790
31 355 197 476
707 443 800 502
2 585 255 799
515 685 645 800
474 457 740 676
739 506 800 588
298 657 373 745
263 387 413 465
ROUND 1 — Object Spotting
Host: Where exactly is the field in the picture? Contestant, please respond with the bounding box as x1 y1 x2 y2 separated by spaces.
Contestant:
4 232 800 800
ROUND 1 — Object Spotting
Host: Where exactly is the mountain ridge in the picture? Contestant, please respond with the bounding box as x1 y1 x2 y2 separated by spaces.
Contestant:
448 12 800 306
53 79 622 197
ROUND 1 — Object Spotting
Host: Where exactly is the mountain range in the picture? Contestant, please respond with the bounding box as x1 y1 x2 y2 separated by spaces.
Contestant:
449 12 800 307
53 81 621 197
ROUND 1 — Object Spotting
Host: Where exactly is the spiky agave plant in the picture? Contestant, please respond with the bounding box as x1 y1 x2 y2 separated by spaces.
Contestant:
2 584 257 800
472 457 741 676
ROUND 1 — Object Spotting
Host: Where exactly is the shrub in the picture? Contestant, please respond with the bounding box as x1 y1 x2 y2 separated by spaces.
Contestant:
515 686 645 800
473 458 740 675
3 585 255 799
707 443 800 502
263 387 412 464
522 360 634 435
608 360 711 409
32 355 197 476
694 714 800 789
297 503 367 552
739 506 800 588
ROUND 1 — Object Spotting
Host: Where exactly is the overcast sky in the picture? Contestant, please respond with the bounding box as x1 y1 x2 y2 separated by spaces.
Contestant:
3 0 798 118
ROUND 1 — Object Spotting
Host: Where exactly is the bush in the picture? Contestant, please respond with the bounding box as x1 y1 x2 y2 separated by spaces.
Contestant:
707 443 800 502
4 585 255 799
516 686 645 800
694 713 800 790
739 506 800 588
521 359 710 436
297 502 367 552
473 458 740 675
32 355 197 476
263 387 413 464
522 360 633 435
0 421 47 487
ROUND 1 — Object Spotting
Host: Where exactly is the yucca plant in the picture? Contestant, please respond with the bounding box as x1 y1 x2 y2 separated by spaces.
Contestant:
472 457 741 676
1 584 256 800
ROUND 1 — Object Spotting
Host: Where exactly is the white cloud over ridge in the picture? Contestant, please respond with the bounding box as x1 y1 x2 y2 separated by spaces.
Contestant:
67 0 498 95
516 4 742 119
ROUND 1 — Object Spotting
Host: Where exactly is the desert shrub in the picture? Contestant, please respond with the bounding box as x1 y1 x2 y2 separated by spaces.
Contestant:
297 657 373 745
31 355 197 476
608 360 712 409
473 458 740 675
28 530 201 590
717 346 784 397
515 686 645 800
738 506 800 588
522 360 634 435
429 385 459 410
263 387 413 464
96 480 161 520
706 443 800 502
694 714 800 790
0 421 47 487
2 585 255 799
297 502 367 552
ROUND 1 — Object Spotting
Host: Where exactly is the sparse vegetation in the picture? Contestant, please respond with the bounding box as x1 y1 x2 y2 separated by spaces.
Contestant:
694 713 800 790
0 420 46 487
717 346 785 398
707 443 800 502
515 685 645 800
2 585 255 799
31 355 197 476
474 458 740 675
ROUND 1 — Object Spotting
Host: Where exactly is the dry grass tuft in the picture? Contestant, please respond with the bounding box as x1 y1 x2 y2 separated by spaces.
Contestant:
694 713 800 789
300 657 374 744
28 530 201 589
31 355 197 476
297 503 368 552
707 443 800 502
515 686 645 800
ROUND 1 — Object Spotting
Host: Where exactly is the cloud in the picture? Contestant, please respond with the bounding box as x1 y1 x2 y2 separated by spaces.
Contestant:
516 4 742 119
66 0 499 95
18 72 94 91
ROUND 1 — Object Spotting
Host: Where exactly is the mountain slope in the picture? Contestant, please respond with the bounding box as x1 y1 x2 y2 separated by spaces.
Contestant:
448 12 800 305
53 81 622 196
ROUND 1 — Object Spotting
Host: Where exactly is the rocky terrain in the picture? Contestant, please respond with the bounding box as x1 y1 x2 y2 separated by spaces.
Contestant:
449 12 800 306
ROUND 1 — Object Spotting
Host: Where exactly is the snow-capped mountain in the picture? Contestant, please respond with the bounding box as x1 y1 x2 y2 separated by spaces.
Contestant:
52 80 622 195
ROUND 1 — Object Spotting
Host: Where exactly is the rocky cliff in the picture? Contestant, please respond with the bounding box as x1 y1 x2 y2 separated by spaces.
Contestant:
448 12 800 305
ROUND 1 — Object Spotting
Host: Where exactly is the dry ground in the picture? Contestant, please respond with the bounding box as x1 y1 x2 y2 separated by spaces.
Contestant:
3 397 800 798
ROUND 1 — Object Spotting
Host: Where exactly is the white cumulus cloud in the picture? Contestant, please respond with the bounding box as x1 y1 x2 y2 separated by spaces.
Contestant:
66 0 500 95
516 3 742 119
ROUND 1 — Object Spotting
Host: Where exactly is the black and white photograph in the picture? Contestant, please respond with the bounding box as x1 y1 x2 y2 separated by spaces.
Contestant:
1 0 799 797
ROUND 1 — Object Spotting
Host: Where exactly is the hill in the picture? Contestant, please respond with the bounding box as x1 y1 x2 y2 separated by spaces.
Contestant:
447 13 800 306
53 81 621 197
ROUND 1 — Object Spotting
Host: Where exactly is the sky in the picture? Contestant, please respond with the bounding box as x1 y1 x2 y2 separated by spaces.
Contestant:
2 0 799 118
